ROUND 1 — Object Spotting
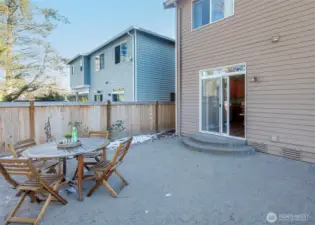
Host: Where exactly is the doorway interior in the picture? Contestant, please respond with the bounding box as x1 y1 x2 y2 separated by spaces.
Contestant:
200 64 246 139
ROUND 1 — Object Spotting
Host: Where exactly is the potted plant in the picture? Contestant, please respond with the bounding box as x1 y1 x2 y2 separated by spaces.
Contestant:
64 133 72 144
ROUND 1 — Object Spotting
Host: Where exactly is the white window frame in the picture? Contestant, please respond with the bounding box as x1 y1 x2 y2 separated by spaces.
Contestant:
111 89 125 102
71 65 75 75
191 0 235 30
95 56 100 72
114 41 128 64
100 53 105 70
80 59 83 71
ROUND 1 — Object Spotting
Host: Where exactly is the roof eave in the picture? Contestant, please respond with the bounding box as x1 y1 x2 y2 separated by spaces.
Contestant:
163 0 177 9
67 54 84 65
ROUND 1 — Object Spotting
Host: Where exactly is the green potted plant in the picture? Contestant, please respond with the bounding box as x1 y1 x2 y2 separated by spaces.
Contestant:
64 133 72 143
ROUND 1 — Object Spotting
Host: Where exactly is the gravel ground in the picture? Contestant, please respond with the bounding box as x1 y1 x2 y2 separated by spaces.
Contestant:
0 137 315 225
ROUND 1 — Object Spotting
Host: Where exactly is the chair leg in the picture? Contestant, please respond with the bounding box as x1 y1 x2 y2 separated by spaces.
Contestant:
72 167 78 181
102 180 118 198
41 180 68 205
34 180 64 225
15 190 22 197
34 194 52 225
4 192 27 225
87 177 103 197
29 192 41 203
114 169 128 186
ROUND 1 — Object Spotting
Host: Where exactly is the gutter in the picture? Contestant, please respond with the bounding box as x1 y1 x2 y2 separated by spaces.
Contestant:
176 4 181 135
127 31 136 102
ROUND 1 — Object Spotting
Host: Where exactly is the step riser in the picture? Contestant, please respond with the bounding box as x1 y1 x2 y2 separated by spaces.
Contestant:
181 136 255 154
191 133 247 146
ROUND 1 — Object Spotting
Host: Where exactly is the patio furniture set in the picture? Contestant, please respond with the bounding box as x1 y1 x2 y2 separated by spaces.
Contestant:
0 131 133 225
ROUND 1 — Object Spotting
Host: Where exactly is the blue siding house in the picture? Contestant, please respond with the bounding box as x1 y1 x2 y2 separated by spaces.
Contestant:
68 27 175 102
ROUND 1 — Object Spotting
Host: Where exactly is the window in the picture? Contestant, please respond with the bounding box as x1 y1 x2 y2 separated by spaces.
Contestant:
112 94 124 102
71 65 74 75
193 0 234 29
115 42 128 64
95 56 100 71
170 93 175 102
115 45 120 64
94 94 103 102
193 0 210 29
100 53 105 70
80 59 83 71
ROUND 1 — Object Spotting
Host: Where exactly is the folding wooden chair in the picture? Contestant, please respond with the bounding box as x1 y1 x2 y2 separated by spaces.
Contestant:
0 158 67 225
72 131 109 180
87 137 133 198
7 139 58 174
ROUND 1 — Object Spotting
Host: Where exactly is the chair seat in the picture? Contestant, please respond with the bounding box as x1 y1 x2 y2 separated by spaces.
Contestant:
17 174 60 191
90 160 111 170
83 151 102 159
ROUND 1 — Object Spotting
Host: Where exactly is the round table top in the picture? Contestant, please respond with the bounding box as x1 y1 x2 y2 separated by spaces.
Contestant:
24 138 110 159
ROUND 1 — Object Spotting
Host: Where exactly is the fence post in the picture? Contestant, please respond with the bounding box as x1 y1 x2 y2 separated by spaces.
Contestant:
106 100 111 132
155 101 159 132
29 100 35 139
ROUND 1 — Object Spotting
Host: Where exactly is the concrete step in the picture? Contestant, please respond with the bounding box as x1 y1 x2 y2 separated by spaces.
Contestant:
181 136 255 155
190 132 247 147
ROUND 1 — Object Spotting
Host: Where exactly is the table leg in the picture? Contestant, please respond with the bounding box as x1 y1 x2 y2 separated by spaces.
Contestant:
77 155 84 201
101 147 107 161
58 158 62 177
62 158 67 177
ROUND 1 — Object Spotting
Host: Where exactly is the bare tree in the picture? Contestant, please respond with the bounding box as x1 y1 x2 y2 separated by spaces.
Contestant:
0 0 69 101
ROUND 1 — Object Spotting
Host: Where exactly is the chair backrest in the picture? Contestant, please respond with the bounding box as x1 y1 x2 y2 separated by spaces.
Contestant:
111 137 133 164
0 159 37 187
8 138 36 158
88 131 109 139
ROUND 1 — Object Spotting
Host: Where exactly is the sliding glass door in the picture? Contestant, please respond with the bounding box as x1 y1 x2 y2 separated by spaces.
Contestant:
201 78 221 133
200 63 246 138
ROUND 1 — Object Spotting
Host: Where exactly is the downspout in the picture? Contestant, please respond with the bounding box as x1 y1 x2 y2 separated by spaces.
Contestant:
127 30 136 102
175 4 181 135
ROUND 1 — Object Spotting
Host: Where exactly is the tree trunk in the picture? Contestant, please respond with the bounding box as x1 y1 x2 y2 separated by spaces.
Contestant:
5 0 16 85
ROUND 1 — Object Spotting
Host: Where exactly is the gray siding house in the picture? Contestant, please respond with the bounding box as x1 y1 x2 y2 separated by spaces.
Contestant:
68 27 175 102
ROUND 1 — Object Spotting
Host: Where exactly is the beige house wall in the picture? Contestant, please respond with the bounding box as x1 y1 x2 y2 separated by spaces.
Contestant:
177 0 315 162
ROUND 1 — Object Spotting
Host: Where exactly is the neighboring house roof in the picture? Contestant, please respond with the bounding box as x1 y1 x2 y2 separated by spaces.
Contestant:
163 0 178 9
67 26 175 65
67 54 84 65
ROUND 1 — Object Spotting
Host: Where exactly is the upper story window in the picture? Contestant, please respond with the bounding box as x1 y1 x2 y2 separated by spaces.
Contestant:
115 42 128 64
80 59 83 71
100 53 105 70
95 56 100 72
71 65 75 75
193 0 234 29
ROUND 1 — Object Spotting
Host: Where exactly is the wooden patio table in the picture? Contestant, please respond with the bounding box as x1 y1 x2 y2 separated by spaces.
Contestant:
23 138 110 201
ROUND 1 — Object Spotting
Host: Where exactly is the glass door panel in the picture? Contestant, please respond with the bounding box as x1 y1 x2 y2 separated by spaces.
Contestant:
201 78 221 133
222 77 229 135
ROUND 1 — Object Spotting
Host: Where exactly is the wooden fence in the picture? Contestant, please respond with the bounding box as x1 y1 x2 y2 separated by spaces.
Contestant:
0 101 175 153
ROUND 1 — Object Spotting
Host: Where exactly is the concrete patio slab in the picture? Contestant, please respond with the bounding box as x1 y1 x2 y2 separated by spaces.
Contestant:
0 137 314 225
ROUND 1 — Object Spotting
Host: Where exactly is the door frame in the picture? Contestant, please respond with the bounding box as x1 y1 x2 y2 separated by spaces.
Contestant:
199 63 247 140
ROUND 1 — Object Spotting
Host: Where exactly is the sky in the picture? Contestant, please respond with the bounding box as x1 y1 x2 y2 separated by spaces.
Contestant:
0 1 175 88
32 0 175 88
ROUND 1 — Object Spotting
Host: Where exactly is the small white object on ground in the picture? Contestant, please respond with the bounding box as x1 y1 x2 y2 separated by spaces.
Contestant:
165 193 172 197
145 210 149 214
107 134 157 151
59 187 77 194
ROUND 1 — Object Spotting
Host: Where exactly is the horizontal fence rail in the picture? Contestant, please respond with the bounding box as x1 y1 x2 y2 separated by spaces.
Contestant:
0 101 175 153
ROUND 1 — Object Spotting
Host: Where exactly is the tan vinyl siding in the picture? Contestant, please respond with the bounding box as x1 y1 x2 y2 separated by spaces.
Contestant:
178 0 315 161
